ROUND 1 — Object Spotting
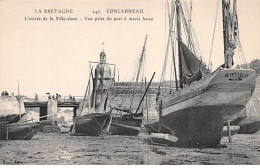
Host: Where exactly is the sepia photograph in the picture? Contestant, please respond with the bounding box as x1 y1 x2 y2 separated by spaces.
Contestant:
0 0 259 165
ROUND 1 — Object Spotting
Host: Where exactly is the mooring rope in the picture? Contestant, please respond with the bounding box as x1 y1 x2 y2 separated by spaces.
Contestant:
208 0 220 69
147 123 159 132
23 124 37 139
96 114 110 135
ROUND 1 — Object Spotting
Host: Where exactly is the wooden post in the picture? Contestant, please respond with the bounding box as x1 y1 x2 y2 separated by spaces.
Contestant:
227 120 232 143
118 68 119 82
145 78 149 124
73 107 77 119
6 124 8 140
158 100 162 133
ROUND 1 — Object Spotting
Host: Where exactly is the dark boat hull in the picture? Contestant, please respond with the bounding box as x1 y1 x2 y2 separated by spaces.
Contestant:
145 121 240 137
159 69 256 147
238 119 260 134
0 122 43 140
110 116 142 135
161 106 225 146
71 113 111 136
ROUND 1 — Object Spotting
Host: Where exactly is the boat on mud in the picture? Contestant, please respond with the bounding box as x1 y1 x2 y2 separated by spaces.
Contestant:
109 73 154 136
60 124 72 133
72 113 111 136
0 82 45 140
155 0 255 147
109 36 155 136
109 107 143 135
237 118 260 134
149 133 178 146
71 49 115 136
0 121 45 140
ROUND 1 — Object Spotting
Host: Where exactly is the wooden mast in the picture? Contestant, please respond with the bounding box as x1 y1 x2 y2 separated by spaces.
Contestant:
118 68 119 82
176 0 183 88
188 0 192 48
135 72 155 114
222 0 228 68
169 1 178 91
129 35 147 109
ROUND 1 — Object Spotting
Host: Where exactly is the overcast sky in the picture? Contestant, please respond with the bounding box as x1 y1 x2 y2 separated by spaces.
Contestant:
0 0 259 97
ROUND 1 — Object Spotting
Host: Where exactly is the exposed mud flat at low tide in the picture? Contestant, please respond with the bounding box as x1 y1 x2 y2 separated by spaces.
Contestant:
0 132 259 165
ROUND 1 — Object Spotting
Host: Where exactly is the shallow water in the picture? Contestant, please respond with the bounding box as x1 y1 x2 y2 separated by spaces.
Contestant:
0 132 259 165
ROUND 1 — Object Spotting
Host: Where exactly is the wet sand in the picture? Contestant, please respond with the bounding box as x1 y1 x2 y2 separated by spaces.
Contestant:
0 132 259 165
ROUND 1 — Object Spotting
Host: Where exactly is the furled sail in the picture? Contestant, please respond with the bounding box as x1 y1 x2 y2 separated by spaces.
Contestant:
223 0 239 68
179 40 209 84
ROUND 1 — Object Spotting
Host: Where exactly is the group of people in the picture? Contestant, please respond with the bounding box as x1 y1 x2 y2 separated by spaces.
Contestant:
68 95 76 102
33 92 77 102
45 93 76 102
47 93 62 101
1 91 14 97
1 91 9 96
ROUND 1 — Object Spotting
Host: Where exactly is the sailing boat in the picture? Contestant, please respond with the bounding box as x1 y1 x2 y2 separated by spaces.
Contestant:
156 0 256 147
237 119 260 134
71 50 115 136
0 81 44 140
109 36 155 136
0 122 44 140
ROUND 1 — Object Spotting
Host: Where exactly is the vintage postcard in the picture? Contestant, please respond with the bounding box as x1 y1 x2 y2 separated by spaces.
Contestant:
0 0 259 165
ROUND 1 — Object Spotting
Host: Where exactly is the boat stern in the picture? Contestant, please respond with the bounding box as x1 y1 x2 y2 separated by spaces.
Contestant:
209 68 256 92
208 68 256 121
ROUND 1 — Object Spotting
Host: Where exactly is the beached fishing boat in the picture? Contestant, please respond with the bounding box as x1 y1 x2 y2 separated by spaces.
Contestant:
71 49 115 136
156 0 255 146
237 119 260 134
60 125 72 133
149 133 178 146
0 82 45 140
0 121 44 140
109 36 155 135
109 108 143 135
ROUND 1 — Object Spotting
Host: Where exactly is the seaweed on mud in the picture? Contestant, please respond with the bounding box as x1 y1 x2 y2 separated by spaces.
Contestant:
88 149 99 152
84 154 93 157
152 148 167 155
